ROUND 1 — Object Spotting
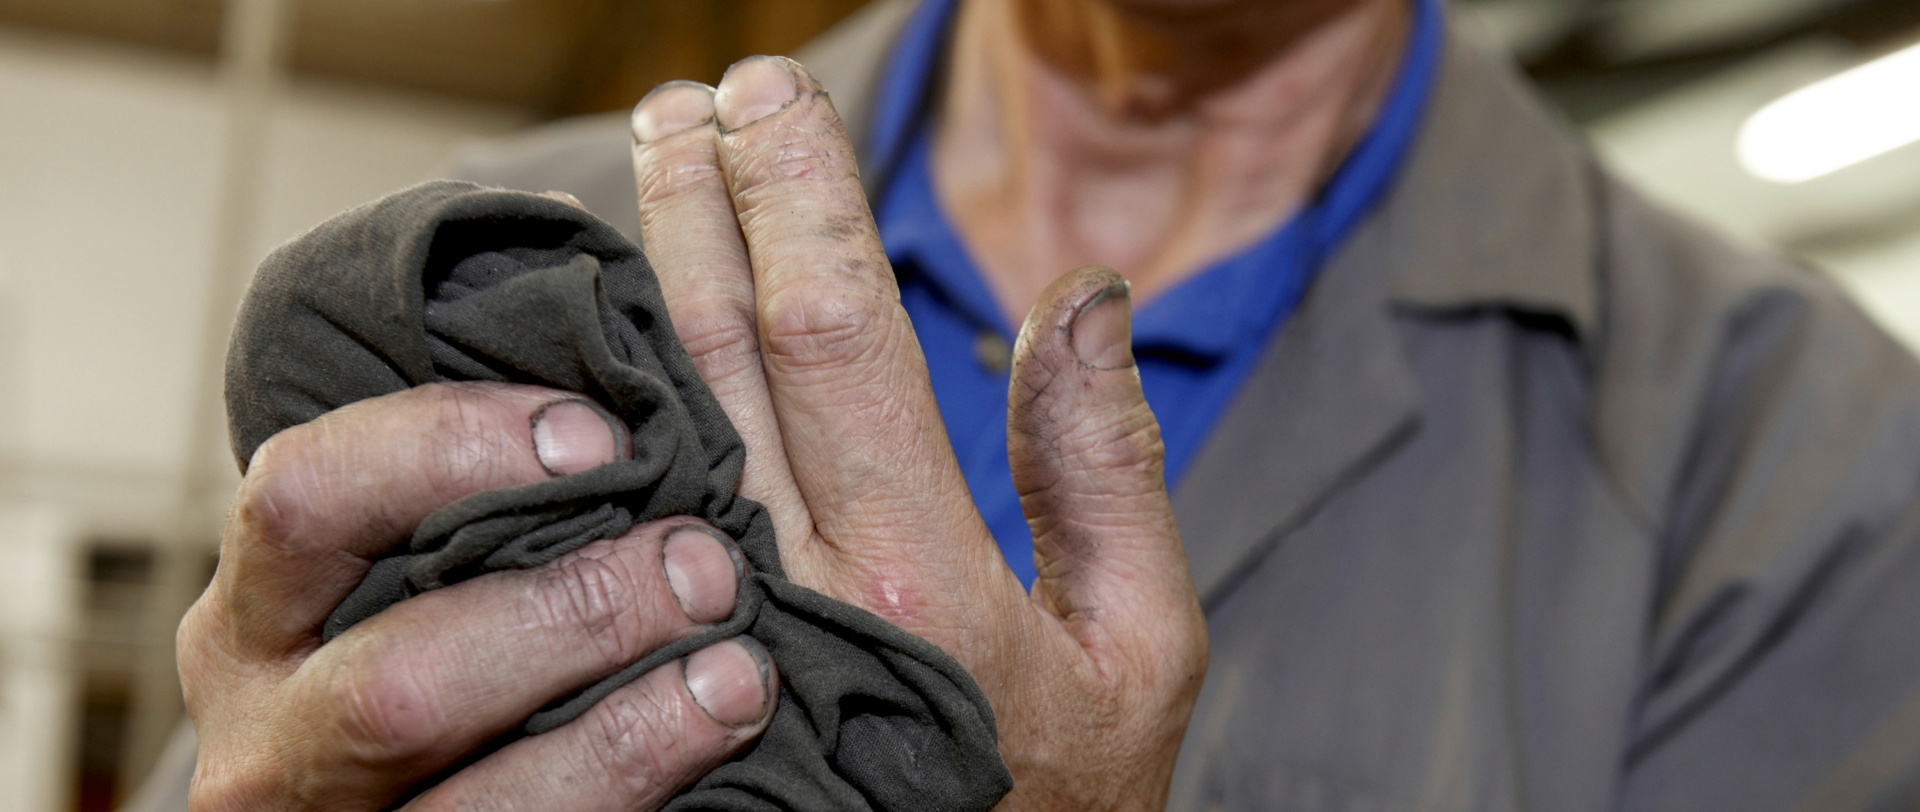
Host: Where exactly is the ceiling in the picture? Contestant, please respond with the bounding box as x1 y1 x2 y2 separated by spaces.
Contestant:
1 0 1916 123
0 0 870 115
1463 0 1920 121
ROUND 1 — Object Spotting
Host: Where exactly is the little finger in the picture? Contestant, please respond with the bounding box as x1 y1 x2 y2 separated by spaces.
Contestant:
403 637 776 812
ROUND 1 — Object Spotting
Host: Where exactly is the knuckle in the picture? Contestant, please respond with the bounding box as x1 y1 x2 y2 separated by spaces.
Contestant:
324 649 442 762
175 598 227 706
526 548 656 670
636 149 724 211
581 689 695 799
230 382 538 558
728 118 854 196
760 284 898 373
673 300 762 373
421 384 518 500
236 426 330 550
1064 409 1164 480
1023 403 1164 501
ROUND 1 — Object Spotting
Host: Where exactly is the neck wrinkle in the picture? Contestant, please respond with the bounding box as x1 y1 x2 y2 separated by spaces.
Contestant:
933 0 1412 323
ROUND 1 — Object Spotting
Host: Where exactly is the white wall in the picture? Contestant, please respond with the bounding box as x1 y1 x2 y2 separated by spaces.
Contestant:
0 25 530 538
0 26 530 812
0 504 79 812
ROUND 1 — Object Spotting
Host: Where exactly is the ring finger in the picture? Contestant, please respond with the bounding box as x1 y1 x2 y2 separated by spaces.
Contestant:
630 80 817 574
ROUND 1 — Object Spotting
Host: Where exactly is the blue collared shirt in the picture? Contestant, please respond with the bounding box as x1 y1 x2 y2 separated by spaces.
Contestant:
873 0 1442 587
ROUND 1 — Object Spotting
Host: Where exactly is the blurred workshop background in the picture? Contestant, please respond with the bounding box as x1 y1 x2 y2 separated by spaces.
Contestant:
0 0 1917 809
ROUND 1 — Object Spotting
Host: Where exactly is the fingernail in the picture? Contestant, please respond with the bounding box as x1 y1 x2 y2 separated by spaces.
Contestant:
632 80 716 143
714 56 798 131
661 525 743 623
529 399 630 477
684 637 772 728
1071 279 1134 369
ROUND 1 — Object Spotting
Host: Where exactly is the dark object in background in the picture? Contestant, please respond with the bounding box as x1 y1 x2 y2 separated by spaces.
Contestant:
223 179 1012 811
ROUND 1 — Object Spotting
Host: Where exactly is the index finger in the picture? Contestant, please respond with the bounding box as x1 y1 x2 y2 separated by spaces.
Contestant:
212 382 627 658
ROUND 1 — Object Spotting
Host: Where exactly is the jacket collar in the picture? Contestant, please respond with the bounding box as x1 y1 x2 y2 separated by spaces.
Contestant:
1378 22 1601 340
1168 26 1604 602
812 3 1605 601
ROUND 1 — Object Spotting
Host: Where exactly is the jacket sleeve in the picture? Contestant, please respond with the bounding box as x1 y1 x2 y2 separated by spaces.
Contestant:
1594 180 1920 810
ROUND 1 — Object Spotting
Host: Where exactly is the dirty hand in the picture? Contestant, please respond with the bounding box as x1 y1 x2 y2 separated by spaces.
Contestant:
179 383 777 810
632 56 1208 809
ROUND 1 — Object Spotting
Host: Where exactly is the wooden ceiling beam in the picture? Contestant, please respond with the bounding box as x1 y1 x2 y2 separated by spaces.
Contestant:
553 0 872 116
0 0 872 116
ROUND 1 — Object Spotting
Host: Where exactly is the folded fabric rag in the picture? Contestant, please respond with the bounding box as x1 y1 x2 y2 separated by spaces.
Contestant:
224 179 1012 811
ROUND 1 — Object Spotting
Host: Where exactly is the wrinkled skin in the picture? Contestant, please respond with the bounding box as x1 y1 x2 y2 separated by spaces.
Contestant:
635 56 1208 809
177 54 1207 812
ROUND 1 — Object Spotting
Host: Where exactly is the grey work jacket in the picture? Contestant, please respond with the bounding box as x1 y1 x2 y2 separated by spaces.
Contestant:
134 2 1920 810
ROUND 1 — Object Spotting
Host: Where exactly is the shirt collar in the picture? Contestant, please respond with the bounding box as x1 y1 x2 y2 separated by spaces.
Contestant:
1133 0 1444 359
879 136 1016 335
864 0 961 207
872 0 1449 359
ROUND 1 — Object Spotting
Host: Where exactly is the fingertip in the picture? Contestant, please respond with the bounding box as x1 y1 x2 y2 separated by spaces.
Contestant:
1015 265 1137 378
714 55 801 131
661 524 746 623
529 398 632 476
633 80 717 143
1071 277 1134 370
684 637 775 729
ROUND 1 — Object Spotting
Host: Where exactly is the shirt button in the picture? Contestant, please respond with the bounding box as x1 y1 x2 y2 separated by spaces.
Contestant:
974 331 1012 373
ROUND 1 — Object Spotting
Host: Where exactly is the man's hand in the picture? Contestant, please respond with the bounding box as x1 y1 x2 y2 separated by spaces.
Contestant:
178 383 776 811
632 57 1208 808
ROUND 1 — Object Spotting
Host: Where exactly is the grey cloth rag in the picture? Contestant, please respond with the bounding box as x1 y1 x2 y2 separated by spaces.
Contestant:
223 179 1013 811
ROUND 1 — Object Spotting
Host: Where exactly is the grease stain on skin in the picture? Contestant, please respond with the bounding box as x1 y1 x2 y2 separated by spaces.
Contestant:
1068 276 1133 372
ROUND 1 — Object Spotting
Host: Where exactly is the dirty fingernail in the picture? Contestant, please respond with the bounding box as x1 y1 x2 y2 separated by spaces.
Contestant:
632 80 716 143
714 56 798 130
530 399 629 476
1071 279 1134 369
685 637 772 728
662 525 743 623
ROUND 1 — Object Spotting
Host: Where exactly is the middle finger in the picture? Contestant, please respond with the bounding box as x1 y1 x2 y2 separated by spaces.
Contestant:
709 57 1002 595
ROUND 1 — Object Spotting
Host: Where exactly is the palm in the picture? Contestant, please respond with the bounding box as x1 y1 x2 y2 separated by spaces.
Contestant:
632 58 1206 809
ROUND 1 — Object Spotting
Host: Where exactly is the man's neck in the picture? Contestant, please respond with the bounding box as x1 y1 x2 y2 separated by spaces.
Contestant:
932 0 1410 327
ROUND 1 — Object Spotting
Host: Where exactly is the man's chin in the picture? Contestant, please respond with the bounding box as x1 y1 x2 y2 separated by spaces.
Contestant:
1100 0 1356 25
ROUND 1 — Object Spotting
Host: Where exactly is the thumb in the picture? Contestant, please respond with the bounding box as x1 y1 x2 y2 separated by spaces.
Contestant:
1008 265 1203 656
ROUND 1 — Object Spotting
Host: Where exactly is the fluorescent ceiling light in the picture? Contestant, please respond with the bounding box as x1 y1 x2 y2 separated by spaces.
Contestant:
1737 40 1920 183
